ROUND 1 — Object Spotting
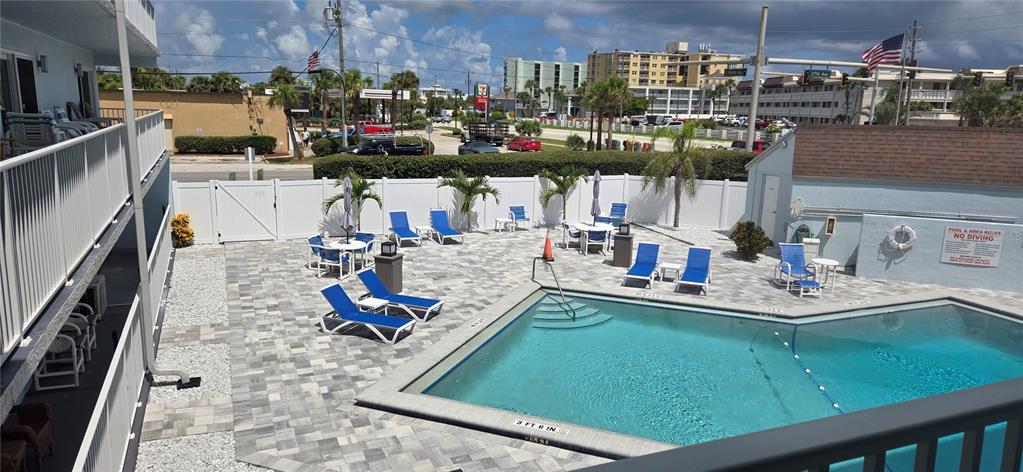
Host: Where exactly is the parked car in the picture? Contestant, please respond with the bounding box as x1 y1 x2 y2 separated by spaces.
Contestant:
506 135 541 152
347 136 429 155
458 141 500 155
665 120 685 131
462 123 508 145
731 140 770 154
431 115 451 123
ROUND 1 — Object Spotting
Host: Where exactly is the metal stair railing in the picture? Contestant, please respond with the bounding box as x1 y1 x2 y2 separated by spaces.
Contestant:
532 257 578 321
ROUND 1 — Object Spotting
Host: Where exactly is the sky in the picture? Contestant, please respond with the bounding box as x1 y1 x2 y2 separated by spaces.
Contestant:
153 0 1023 90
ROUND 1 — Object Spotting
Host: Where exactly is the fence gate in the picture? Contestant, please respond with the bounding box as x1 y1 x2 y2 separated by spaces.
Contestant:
213 180 278 242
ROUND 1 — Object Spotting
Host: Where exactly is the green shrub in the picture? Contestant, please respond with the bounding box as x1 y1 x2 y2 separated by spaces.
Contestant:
490 111 506 121
515 120 542 136
706 150 756 181
327 118 342 127
174 135 277 154
699 119 717 129
313 150 655 179
395 118 430 130
311 138 339 157
565 134 586 151
395 136 434 154
729 221 772 261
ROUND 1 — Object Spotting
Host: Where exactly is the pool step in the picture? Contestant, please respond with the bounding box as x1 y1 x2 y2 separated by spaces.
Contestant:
533 307 600 321
533 313 614 329
539 297 575 306
535 302 588 313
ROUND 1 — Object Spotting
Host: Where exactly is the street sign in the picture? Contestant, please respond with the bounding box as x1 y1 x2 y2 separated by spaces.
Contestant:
360 88 410 100
724 68 748 77
475 83 489 96
425 124 433 135
804 70 831 79
474 96 488 111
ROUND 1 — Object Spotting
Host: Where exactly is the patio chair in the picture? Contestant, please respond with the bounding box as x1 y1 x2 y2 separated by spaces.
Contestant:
595 202 628 225
388 211 422 246
676 247 712 295
509 205 530 230
67 101 114 128
354 232 375 267
308 235 348 277
7 113 63 155
1 402 54 472
584 229 609 255
319 283 416 344
429 209 464 244
562 222 581 249
357 269 443 322
623 242 660 288
775 243 816 291
33 322 86 391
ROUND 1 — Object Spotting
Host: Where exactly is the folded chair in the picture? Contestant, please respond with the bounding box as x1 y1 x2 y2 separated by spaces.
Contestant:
676 246 712 295
357 269 443 322
388 211 422 246
319 283 415 344
623 243 660 287
429 209 464 244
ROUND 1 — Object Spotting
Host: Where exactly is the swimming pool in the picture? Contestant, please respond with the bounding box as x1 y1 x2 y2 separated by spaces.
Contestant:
417 292 1023 448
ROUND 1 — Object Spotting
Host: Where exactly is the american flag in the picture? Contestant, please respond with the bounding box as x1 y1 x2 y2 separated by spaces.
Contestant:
307 50 320 71
861 34 904 70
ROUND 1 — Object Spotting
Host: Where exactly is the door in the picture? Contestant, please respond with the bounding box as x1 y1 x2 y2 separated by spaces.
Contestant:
213 181 278 242
760 174 780 240
14 57 37 113
77 70 93 113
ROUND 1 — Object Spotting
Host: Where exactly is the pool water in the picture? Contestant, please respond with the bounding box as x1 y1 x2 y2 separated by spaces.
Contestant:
423 295 1023 448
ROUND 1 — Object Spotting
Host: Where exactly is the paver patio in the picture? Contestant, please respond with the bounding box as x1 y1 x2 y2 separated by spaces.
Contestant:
138 224 1023 471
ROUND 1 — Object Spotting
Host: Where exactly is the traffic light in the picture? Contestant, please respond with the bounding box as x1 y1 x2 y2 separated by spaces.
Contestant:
1007 69 1017 87
841 72 849 86
908 70 916 80
973 71 983 86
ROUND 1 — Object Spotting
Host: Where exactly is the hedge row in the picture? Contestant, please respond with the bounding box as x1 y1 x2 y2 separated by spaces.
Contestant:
175 135 277 154
312 149 754 180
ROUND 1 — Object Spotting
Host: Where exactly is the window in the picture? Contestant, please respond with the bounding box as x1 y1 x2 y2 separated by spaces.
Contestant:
14 56 39 113
0 57 12 111
573 65 580 88
534 63 541 84
554 64 561 88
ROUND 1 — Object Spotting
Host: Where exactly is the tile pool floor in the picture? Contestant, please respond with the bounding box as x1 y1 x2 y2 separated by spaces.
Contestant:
137 225 1023 471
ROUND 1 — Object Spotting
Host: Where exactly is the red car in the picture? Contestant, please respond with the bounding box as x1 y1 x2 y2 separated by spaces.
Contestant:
507 135 541 152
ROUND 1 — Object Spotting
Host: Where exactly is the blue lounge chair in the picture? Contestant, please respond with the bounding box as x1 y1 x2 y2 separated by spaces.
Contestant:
509 205 530 230
623 242 660 287
308 235 349 277
676 246 712 295
429 209 464 244
357 269 443 322
319 283 415 344
775 243 816 291
595 202 628 225
388 211 422 246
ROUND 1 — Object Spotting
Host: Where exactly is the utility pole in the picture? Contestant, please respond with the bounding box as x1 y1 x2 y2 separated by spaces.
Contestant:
327 0 348 147
746 5 768 153
903 20 919 125
375 61 380 121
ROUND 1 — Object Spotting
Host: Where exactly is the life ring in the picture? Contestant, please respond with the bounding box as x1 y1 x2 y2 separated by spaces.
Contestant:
885 225 917 251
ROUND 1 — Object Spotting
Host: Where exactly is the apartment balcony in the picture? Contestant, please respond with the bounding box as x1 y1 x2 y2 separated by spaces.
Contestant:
910 89 960 101
1 0 158 66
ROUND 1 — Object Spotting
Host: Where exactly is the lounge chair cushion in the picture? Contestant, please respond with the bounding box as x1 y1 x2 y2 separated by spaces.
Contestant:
680 269 709 283
626 263 656 278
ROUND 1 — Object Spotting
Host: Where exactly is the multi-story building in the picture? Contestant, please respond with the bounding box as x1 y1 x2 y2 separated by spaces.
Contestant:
2 1 177 471
586 42 742 88
729 65 1022 125
503 58 586 116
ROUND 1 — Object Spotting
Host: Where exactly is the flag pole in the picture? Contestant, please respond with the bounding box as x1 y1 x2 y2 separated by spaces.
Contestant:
867 66 880 124
893 28 909 125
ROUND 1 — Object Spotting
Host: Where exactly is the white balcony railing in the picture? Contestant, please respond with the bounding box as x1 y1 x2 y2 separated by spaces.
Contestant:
73 294 147 472
0 111 165 358
910 89 961 101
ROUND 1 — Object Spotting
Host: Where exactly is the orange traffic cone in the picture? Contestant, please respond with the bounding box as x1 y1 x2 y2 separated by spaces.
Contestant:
543 228 555 262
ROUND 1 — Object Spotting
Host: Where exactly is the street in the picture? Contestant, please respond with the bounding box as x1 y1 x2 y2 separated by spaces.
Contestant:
539 126 731 150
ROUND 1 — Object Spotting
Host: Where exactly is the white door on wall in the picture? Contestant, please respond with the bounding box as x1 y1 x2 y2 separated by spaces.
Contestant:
760 174 780 239
213 180 278 242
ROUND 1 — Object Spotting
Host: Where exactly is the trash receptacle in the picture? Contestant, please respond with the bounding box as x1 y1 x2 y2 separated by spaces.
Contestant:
611 139 619 150
587 140 594 151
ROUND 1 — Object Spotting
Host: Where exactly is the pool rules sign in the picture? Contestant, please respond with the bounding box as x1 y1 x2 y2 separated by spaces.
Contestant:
940 226 1004 267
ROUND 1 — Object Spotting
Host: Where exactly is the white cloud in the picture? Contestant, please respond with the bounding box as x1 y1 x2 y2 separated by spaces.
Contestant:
951 41 980 60
544 14 574 34
274 25 312 60
553 47 568 61
423 26 493 75
171 6 224 56
255 27 267 41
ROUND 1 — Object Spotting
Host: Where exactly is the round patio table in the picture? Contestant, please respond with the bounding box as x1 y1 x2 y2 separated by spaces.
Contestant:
329 240 368 275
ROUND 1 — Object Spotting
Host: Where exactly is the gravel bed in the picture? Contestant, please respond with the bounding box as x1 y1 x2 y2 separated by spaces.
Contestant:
149 344 231 404
164 247 227 327
136 431 269 472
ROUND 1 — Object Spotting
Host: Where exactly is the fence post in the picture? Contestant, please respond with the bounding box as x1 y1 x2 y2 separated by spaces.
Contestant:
718 179 731 229
208 179 219 244
532 174 540 227
622 173 629 203
380 177 388 234
273 179 281 240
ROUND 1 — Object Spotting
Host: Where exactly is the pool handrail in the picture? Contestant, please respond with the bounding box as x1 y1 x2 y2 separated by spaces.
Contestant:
531 257 577 322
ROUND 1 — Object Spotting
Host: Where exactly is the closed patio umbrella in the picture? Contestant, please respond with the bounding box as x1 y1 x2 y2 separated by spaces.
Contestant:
590 170 601 222
341 176 356 243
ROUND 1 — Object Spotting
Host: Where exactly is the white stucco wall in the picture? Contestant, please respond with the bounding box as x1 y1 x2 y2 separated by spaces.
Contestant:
1 19 97 114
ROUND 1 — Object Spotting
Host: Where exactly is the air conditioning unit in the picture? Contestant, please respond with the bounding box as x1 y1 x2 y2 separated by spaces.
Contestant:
80 274 108 319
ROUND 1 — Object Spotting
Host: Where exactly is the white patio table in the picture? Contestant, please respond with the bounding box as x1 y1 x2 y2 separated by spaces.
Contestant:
573 222 615 255
329 240 367 276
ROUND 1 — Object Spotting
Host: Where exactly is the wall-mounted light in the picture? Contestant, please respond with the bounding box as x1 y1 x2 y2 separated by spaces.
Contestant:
74 63 82 75
37 55 48 73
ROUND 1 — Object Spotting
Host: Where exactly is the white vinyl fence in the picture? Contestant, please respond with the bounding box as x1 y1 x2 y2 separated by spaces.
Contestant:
174 176 747 244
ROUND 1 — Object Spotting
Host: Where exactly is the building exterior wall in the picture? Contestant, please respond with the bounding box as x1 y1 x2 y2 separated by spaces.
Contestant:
587 46 740 88
1 19 98 114
856 215 1023 293
743 133 795 243
786 178 1023 268
631 86 722 117
729 79 866 124
504 57 586 94
100 89 290 153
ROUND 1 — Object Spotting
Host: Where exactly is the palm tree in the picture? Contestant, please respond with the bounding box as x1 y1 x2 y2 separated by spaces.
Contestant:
601 77 630 149
706 79 734 117
344 70 373 126
544 86 554 114
539 166 586 222
515 91 531 118
311 72 340 131
269 65 294 86
553 85 568 117
437 170 500 231
267 83 303 158
321 170 382 230
585 80 606 150
644 122 701 228
388 71 420 126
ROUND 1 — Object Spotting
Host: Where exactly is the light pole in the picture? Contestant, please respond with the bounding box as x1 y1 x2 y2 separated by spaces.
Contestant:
746 6 768 153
